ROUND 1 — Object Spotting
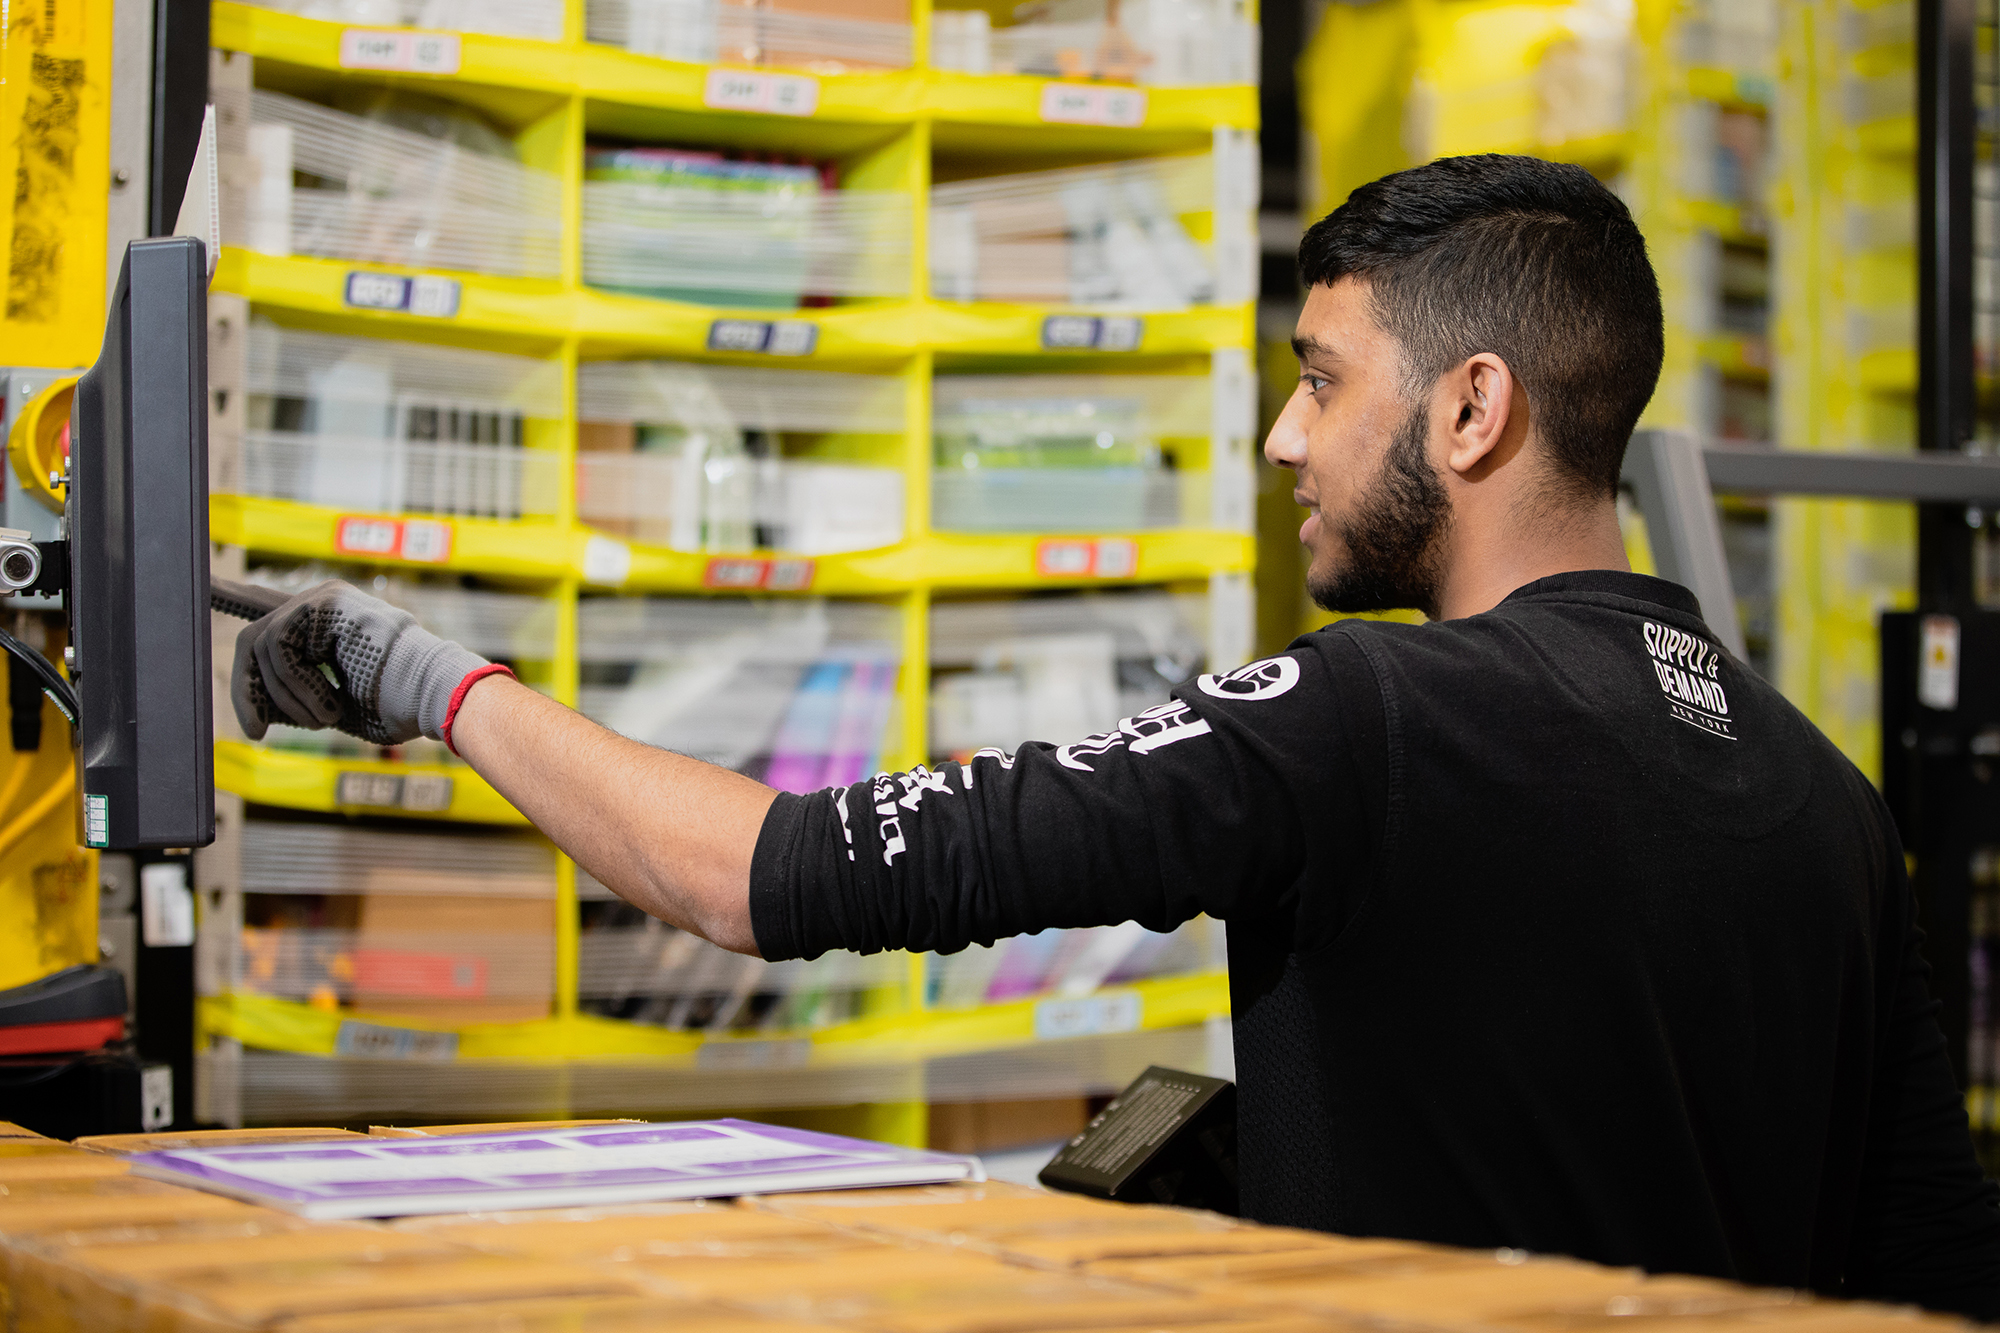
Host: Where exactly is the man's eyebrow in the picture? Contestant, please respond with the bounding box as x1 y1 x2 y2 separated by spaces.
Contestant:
1291 334 1340 364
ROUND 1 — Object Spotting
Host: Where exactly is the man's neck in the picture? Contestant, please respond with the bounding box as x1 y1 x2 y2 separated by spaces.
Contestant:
1431 499 1632 622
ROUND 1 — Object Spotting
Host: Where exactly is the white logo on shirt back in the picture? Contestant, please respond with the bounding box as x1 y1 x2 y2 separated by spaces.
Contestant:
1197 655 1300 702
1642 621 1734 740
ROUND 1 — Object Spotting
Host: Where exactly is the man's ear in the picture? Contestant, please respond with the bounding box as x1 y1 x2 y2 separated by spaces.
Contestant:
1441 353 1519 479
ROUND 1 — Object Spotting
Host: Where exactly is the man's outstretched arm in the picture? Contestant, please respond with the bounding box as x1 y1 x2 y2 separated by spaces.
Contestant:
452 674 774 955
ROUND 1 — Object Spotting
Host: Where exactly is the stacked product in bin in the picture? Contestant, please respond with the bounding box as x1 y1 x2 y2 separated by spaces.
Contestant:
589 0 914 69
929 0 1255 85
932 373 1210 533
236 562 559 764
228 821 560 1026
242 322 565 520
239 88 561 278
237 0 567 40
925 589 1214 1010
578 870 906 1032
576 360 904 552
930 137 1256 308
577 595 900 785
583 149 910 307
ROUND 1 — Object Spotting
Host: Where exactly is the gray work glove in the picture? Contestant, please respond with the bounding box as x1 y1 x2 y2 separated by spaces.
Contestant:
231 580 490 747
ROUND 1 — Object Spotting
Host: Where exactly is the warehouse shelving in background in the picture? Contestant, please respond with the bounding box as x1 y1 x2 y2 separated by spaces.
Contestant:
192 0 1257 1140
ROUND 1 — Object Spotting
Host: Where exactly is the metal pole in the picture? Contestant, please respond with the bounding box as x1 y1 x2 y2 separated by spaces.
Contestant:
1917 0 1978 608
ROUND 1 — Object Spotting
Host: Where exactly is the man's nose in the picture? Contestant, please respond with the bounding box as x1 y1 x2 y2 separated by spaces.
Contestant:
1264 387 1310 469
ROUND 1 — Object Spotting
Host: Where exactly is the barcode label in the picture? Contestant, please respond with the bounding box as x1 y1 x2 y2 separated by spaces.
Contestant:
335 770 455 813
702 556 816 591
1034 992 1142 1040
707 318 818 356
703 68 820 117
339 28 462 74
1040 315 1142 351
1039 83 1147 127
334 516 455 564
343 271 461 319
334 1020 460 1061
1034 537 1138 579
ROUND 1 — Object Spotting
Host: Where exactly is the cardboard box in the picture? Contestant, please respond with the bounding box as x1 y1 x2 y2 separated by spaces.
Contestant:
0 1176 263 1240
351 894 555 1025
276 1295 847 1333
120 1250 642 1331
369 1120 639 1138
930 1098 1091 1154
0 1123 52 1140
0 1140 132 1182
76 1128 366 1155
7 1217 427 1333
412 1207 861 1264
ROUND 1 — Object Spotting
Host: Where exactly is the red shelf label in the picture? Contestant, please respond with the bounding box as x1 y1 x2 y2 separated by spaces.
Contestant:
334 516 454 565
1035 537 1138 579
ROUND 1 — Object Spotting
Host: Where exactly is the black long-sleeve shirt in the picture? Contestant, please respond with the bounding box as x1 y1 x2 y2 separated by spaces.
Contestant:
750 570 2000 1316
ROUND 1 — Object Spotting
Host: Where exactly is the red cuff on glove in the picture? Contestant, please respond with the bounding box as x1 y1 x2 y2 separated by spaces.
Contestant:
442 664 516 756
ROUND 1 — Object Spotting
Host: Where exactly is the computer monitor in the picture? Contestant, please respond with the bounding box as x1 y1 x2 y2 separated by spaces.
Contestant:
65 236 214 851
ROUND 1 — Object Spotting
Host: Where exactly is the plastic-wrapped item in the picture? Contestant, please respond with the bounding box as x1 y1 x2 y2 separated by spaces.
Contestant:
928 590 1206 755
932 374 1209 533
590 0 914 70
577 889 907 1031
931 0 1255 85
246 89 562 277
242 0 567 40
583 149 911 306
928 920 1210 1009
1676 0 1775 75
576 361 905 552
576 596 901 782
244 322 564 519
242 821 559 898
931 155 1215 306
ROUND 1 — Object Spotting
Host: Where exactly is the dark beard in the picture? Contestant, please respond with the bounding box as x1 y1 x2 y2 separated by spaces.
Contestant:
1307 402 1452 618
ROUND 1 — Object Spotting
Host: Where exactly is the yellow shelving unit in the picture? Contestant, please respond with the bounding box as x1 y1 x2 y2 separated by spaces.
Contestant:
197 0 1254 1136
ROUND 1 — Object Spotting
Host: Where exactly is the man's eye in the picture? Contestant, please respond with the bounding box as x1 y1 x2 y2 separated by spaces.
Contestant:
1301 374 1329 393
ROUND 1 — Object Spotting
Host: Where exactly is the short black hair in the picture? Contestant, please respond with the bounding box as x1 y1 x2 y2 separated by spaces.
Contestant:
1297 154 1663 501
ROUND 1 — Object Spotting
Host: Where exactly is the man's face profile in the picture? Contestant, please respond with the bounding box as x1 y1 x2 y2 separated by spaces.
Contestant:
1266 279 1453 617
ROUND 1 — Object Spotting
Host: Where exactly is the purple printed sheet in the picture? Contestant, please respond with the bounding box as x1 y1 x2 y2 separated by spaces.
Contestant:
129 1119 983 1219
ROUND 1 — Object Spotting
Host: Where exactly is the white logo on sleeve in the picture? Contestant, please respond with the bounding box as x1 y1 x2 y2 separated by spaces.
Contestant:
1197 655 1300 702
1642 621 1735 740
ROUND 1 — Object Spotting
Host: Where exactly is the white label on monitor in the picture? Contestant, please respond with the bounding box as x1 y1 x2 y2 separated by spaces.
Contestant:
84 794 108 848
1034 991 1142 1041
141 1066 173 1131
703 68 820 117
141 863 196 948
1921 614 1961 710
339 29 462 75
1039 83 1147 127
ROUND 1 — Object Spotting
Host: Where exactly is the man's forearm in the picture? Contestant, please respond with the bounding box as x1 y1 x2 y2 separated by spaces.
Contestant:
449 675 776 955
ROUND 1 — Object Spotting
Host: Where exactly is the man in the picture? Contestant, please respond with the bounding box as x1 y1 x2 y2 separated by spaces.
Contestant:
232 155 2000 1313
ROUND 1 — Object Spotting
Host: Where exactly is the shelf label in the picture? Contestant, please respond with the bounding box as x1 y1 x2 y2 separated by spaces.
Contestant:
703 68 820 117
1034 991 1142 1041
707 318 818 356
697 1038 811 1070
1034 537 1138 580
343 271 461 318
335 770 455 813
1039 82 1147 128
334 1019 459 1061
1921 614 1961 711
1040 314 1141 351
702 556 816 591
334 515 455 564
582 534 633 587
338 28 462 75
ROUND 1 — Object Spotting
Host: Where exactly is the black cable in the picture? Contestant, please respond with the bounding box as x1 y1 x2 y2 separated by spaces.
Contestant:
0 627 78 727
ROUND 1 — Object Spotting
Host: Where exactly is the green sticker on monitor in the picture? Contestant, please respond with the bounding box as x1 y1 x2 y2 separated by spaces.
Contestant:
83 794 108 848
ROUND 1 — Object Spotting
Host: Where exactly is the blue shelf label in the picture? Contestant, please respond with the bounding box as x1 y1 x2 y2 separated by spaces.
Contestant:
1040 315 1143 352
707 319 818 356
344 272 462 319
